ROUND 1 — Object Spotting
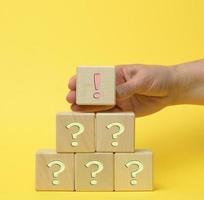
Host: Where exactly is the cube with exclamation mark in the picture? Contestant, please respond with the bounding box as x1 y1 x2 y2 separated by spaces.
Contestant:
76 66 116 105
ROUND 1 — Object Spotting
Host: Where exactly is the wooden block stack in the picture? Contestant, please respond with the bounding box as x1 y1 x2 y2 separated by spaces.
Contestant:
36 66 153 191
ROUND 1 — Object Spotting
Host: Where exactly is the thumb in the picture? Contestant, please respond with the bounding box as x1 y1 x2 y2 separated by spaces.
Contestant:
116 78 140 100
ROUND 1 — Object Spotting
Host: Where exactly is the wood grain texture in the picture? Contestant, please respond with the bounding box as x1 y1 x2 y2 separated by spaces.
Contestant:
114 150 153 191
75 153 114 191
35 149 74 191
96 112 135 152
56 112 95 152
76 66 115 105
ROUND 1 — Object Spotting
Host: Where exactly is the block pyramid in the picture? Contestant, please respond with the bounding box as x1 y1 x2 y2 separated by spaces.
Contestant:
36 66 153 191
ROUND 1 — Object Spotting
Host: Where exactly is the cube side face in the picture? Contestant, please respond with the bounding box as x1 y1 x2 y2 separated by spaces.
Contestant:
114 150 153 191
96 113 135 152
75 153 114 191
56 112 95 152
35 150 74 191
76 66 115 105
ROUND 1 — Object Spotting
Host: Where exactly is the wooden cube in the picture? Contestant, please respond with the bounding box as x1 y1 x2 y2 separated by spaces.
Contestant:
36 149 74 191
76 66 115 105
96 112 135 152
115 150 153 191
56 112 95 152
75 153 114 191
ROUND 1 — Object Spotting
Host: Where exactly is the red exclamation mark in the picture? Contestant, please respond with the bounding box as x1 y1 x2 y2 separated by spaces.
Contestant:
93 73 101 99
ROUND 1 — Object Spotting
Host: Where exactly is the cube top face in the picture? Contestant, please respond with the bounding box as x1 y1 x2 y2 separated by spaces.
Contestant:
96 112 135 152
76 66 116 105
36 149 74 191
115 150 153 191
75 153 114 191
56 112 95 152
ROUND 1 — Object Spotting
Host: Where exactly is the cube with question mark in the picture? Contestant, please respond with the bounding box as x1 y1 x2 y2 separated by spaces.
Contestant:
96 112 135 152
56 112 95 152
35 149 74 191
114 150 153 191
76 66 116 105
75 153 114 191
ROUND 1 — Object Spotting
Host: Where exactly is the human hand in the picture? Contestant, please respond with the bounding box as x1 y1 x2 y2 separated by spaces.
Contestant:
67 64 179 117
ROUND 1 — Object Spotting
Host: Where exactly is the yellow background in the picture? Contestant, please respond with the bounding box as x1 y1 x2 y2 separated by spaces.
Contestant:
0 0 204 199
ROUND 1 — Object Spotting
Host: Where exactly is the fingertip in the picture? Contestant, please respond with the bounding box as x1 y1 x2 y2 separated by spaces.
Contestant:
68 76 77 90
71 104 79 111
66 95 72 103
66 91 76 103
